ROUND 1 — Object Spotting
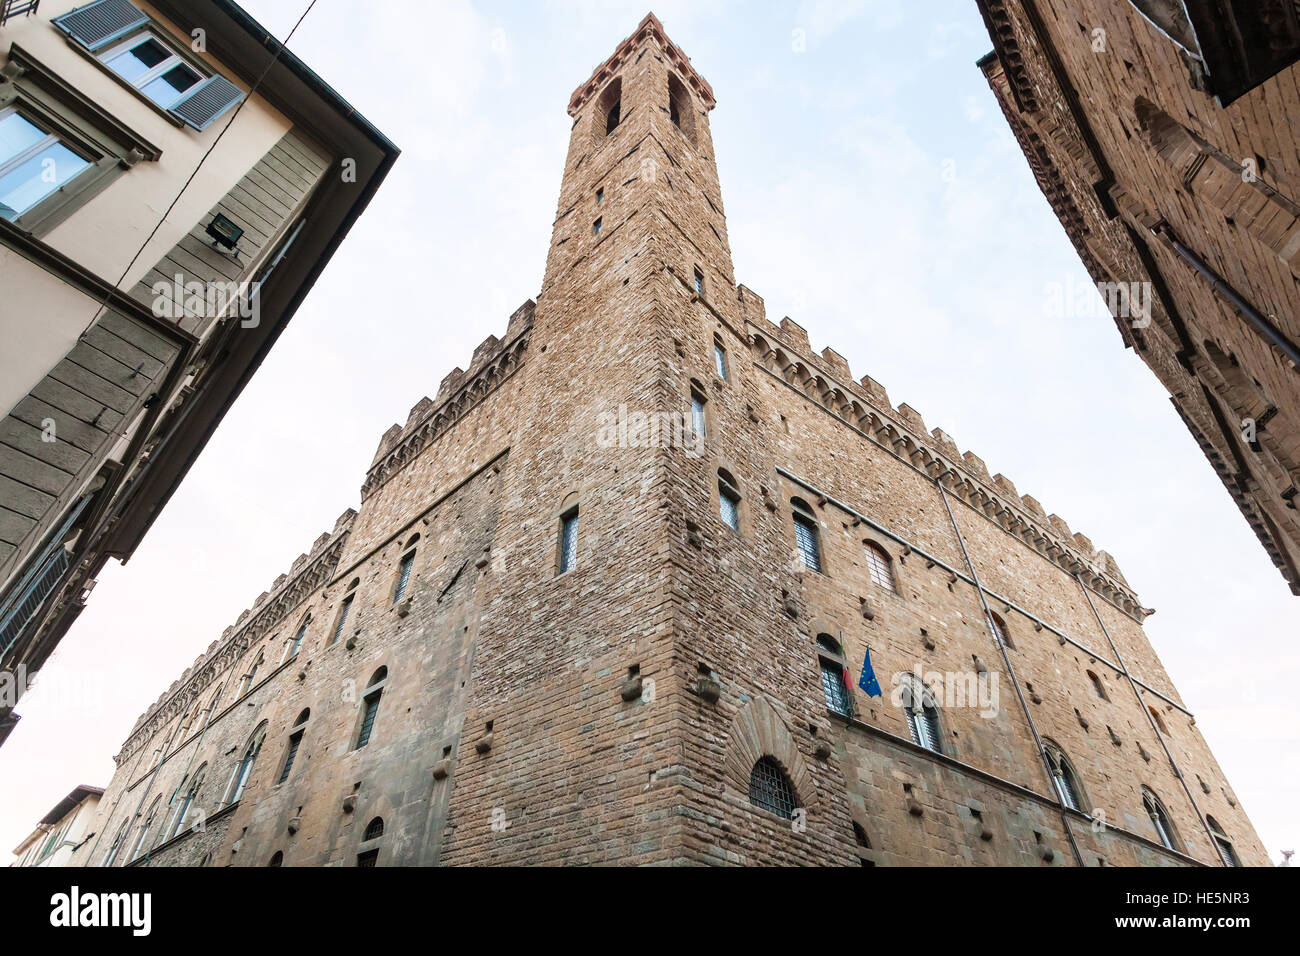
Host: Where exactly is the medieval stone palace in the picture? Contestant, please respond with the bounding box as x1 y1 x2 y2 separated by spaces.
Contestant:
77 13 1266 867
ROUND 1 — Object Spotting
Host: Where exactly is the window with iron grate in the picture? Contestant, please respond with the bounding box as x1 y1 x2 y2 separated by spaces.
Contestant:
748 757 797 818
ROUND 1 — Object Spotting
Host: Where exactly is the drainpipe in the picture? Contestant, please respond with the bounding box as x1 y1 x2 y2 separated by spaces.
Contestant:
936 471 1086 867
1151 223 1300 368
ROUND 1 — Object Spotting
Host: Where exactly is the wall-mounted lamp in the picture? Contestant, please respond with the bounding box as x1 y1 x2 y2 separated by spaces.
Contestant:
205 212 244 259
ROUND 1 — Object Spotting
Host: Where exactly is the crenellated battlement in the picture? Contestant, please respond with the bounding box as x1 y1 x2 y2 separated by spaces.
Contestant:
361 300 535 500
116 509 357 762
737 283 1144 617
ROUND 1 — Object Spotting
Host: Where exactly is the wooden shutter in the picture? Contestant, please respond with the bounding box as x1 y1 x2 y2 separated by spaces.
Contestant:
53 0 149 51
171 76 244 130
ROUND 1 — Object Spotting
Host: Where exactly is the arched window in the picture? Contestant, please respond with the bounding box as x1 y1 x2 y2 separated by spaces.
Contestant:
1044 741 1086 812
287 614 310 661
1087 670 1109 701
226 722 267 805
355 668 387 750
667 72 696 144
1143 788 1181 852
987 611 1013 649
815 634 852 717
392 535 418 604
791 498 822 573
330 579 360 646
199 686 222 733
364 816 385 841
718 469 741 532
747 757 798 818
129 796 162 862
558 504 579 573
268 851 283 867
1148 705 1170 735
596 77 622 138
852 821 871 849
277 709 310 785
864 541 895 592
102 819 130 867
238 650 264 698
900 676 942 754
713 336 728 381
170 763 206 838
1207 815 1240 866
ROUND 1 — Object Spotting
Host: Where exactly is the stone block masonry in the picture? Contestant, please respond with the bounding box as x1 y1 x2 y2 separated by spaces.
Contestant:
77 12 1267 868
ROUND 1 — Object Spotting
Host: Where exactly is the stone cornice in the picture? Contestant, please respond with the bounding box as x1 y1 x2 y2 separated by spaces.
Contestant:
744 316 1146 618
116 513 355 760
567 12 716 118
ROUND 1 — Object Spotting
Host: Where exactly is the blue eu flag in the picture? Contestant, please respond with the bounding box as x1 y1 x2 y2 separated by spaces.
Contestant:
858 647 882 698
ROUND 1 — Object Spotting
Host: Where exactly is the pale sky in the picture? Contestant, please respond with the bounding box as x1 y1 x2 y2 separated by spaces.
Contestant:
3 0 1295 864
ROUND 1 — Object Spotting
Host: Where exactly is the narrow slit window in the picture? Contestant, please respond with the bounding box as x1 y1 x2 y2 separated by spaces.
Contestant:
393 550 415 603
718 470 741 532
694 267 705 296
691 390 707 440
559 507 579 573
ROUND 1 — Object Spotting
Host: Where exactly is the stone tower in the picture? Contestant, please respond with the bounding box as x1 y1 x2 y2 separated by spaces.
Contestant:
82 13 1267 868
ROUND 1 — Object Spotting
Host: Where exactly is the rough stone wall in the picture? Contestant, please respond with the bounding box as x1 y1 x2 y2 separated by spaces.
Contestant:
976 0 1300 596
81 13 1268 868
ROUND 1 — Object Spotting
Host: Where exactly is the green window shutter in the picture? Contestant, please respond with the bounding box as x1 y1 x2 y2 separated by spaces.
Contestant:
53 0 149 51
171 75 244 130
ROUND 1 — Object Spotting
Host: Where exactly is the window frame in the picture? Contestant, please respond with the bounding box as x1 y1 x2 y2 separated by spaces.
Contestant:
791 498 823 573
863 540 896 592
713 338 728 381
717 469 741 532
392 539 418 605
900 676 943 754
816 635 853 718
96 29 207 111
353 668 387 751
1142 788 1182 852
0 44 161 236
558 505 580 574
747 756 799 819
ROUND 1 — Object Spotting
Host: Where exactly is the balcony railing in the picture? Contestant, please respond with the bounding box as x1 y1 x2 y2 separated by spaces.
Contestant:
0 1 40 28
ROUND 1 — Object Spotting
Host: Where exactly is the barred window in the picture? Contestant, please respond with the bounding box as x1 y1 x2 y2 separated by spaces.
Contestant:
331 582 358 646
820 659 852 716
901 679 942 753
718 469 741 531
393 548 416 604
357 849 379 867
1143 788 1180 852
277 733 301 785
559 507 579 573
364 817 385 841
288 615 309 660
748 757 797 818
355 668 387 750
792 498 822 572
864 542 895 592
